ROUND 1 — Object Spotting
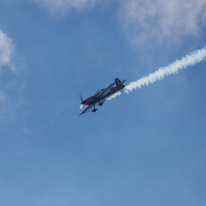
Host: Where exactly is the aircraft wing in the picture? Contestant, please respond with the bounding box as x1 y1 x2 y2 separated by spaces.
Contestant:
79 105 91 116
96 83 115 98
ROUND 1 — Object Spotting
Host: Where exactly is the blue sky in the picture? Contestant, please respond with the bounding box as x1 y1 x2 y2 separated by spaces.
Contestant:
0 1 206 206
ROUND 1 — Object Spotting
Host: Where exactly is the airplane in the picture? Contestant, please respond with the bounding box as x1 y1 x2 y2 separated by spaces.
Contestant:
79 78 126 115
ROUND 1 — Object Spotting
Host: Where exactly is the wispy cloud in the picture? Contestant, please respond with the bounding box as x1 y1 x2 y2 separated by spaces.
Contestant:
31 0 206 47
0 30 15 71
0 29 24 121
118 0 206 46
32 0 102 16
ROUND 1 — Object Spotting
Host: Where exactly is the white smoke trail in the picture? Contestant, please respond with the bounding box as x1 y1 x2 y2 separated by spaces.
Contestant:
106 47 206 101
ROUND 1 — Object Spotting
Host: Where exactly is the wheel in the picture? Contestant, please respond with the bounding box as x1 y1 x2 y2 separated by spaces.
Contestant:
98 102 104 106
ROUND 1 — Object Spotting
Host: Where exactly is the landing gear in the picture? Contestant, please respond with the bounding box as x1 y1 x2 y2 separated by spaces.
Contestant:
92 105 97 112
98 102 104 106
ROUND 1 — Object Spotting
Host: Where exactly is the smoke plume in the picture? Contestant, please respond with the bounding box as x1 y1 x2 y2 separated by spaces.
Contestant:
106 47 206 100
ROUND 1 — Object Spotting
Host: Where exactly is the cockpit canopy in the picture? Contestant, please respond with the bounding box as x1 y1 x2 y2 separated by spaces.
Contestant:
94 88 105 95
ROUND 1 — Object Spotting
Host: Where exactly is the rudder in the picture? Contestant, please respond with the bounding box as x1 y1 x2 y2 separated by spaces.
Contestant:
115 78 121 86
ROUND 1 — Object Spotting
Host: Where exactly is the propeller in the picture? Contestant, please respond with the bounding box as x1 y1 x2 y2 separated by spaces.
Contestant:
79 95 84 109
79 95 84 102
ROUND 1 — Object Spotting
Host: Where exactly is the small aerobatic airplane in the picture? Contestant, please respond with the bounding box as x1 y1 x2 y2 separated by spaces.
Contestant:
79 78 126 115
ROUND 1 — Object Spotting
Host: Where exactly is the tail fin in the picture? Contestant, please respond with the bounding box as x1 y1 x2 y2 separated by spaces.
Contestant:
115 78 122 86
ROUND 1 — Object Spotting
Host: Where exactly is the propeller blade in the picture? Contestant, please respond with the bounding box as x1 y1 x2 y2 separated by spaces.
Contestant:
79 95 84 102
